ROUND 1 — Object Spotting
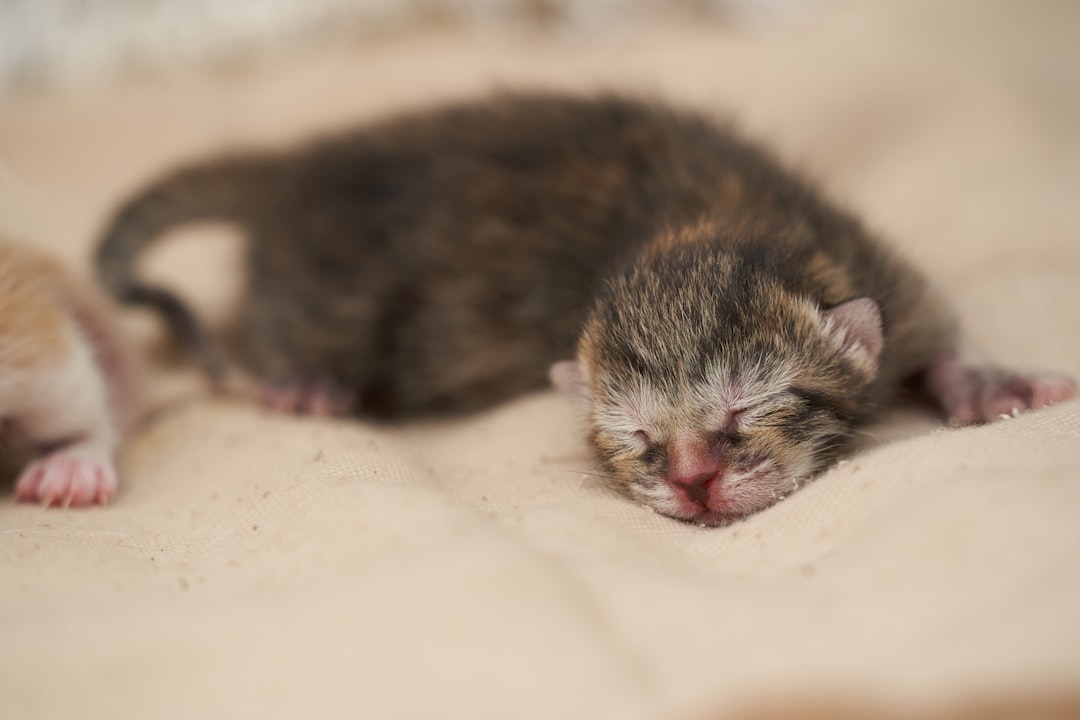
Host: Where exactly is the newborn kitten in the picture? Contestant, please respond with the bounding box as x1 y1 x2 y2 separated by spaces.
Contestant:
1 239 138 506
94 92 1075 525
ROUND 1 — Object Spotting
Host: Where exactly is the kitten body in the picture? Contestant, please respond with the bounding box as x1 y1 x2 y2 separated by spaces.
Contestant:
95 93 1074 524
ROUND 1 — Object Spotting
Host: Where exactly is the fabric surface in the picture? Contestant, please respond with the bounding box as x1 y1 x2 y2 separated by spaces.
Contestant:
1 1 1079 718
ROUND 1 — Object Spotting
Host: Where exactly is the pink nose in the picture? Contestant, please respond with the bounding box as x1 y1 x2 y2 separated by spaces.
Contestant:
669 470 719 507
666 438 724 509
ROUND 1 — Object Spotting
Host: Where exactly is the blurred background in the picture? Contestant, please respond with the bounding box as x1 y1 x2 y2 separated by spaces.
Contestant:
0 0 809 94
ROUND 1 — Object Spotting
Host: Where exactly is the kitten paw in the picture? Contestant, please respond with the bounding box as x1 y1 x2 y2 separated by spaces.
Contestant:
14 446 118 507
925 358 1077 426
258 376 356 418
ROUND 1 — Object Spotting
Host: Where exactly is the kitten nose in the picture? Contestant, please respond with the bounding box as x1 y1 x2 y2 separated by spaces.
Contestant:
669 471 718 506
666 438 723 508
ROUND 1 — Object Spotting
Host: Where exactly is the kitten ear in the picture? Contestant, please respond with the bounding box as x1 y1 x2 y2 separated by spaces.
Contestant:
549 360 590 400
820 297 883 375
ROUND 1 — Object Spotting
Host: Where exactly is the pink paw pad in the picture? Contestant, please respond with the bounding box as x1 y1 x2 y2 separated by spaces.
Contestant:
14 449 118 507
258 376 356 418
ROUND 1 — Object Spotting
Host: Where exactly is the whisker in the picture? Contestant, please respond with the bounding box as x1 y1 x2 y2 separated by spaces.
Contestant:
852 428 883 439
560 468 624 483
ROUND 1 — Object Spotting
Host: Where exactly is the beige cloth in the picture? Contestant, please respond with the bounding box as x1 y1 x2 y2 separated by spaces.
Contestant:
2 2 1079 718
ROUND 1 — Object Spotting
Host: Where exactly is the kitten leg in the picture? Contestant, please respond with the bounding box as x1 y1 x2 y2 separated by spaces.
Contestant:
258 375 356 418
923 352 1077 426
10 327 120 507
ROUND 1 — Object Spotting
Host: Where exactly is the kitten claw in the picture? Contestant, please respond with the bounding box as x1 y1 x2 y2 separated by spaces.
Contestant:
15 447 119 509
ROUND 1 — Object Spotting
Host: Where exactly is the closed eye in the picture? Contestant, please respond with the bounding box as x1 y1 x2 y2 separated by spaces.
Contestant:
631 430 662 464
789 386 846 418
723 408 749 435
730 392 805 430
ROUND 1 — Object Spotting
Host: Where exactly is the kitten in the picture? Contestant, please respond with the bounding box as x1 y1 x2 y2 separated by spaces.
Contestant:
94 93 1075 524
1 239 138 506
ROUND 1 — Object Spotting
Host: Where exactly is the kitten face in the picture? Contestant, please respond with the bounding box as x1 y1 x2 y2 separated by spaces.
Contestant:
556 239 883 526
584 350 857 526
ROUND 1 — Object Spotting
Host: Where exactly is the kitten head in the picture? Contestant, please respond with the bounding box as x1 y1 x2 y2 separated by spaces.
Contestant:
552 229 883 526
